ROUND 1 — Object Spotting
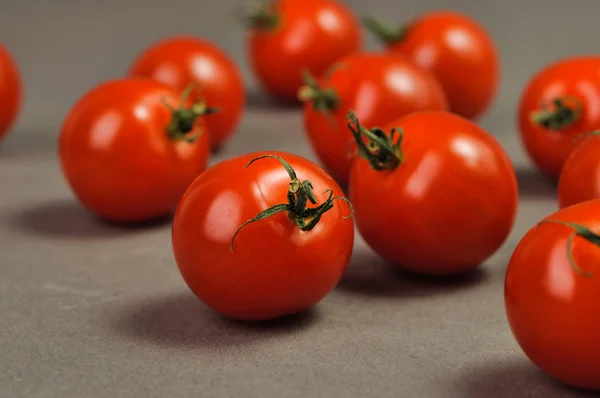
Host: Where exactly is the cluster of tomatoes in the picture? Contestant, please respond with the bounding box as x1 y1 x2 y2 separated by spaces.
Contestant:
1 0 600 392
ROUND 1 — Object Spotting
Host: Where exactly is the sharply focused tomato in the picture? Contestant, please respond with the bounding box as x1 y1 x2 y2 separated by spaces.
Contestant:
0 43 22 143
364 11 499 120
172 151 354 321
348 111 517 275
128 36 245 151
59 78 211 223
558 132 600 208
246 0 361 102
300 52 448 185
518 56 600 178
505 200 600 390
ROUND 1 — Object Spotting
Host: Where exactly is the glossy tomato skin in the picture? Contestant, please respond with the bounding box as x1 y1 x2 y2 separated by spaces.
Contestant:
518 56 600 179
558 134 600 208
385 11 499 120
172 151 354 321
248 0 361 102
59 78 210 223
128 36 245 151
349 111 517 275
0 43 22 142
303 52 448 186
505 200 600 390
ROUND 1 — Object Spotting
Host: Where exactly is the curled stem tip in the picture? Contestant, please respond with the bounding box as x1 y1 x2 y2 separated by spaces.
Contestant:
362 15 407 44
571 130 600 145
541 219 598 277
531 97 581 131
229 155 354 251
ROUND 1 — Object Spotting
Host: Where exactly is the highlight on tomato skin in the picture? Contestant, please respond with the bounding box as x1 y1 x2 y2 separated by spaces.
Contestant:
504 199 600 391
0 43 22 144
171 151 355 321
346 110 518 276
557 132 600 208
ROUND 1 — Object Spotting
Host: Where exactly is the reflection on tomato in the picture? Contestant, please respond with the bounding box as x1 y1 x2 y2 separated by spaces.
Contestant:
128 36 245 151
505 200 600 390
300 52 447 185
59 79 210 223
0 43 21 143
518 56 600 178
348 111 517 275
172 151 354 321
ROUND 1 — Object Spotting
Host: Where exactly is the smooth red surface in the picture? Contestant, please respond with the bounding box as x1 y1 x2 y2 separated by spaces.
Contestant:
303 52 448 186
248 0 361 102
128 36 245 151
59 78 210 223
0 43 21 142
518 56 600 179
172 151 354 321
349 111 518 275
385 11 499 120
558 134 600 208
505 200 600 390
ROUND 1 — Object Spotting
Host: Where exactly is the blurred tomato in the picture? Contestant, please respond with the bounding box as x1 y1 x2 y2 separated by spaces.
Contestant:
0 43 21 143
558 132 600 208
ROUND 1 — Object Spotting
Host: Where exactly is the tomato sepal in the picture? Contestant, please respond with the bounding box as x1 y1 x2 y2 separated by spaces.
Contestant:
362 16 408 45
243 1 280 31
530 97 582 131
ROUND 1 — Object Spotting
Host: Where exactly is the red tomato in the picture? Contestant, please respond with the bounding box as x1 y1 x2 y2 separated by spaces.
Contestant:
347 111 517 275
518 56 600 178
128 36 245 151
558 132 600 208
300 52 448 185
172 152 354 321
246 0 361 103
505 200 600 390
0 43 22 143
59 79 210 223
364 11 499 120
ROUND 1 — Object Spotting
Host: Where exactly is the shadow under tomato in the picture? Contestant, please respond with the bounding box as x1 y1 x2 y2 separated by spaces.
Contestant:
9 199 171 239
459 358 597 398
245 88 301 111
515 166 556 199
110 292 320 348
336 250 489 298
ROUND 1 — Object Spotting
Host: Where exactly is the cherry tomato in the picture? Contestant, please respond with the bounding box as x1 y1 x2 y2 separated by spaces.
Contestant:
246 0 361 103
172 152 354 321
128 36 245 151
505 200 600 390
347 111 517 275
558 132 600 208
518 56 600 178
364 11 499 120
59 78 211 223
0 43 22 143
300 52 448 185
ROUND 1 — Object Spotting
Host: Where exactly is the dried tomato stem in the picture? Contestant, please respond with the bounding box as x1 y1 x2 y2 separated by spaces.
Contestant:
297 69 340 115
244 1 279 31
542 219 598 276
530 97 581 131
362 16 408 45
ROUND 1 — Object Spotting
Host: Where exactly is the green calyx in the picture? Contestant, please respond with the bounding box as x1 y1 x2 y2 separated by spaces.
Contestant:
162 83 219 143
229 155 354 251
297 69 340 115
346 110 404 171
243 1 279 31
542 219 599 277
530 97 581 131
362 16 408 45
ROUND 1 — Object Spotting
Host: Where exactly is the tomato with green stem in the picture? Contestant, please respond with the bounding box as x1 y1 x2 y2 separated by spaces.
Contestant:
299 52 448 185
59 79 213 223
128 36 245 151
505 200 600 390
0 43 21 143
518 56 600 178
172 152 354 321
363 11 499 120
245 0 361 103
558 131 600 208
347 110 517 275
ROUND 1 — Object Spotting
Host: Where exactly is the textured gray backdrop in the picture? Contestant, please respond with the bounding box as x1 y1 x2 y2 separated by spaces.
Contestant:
1 1 598 397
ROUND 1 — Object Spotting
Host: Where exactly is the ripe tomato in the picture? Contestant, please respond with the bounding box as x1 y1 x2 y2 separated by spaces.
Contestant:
347 111 517 275
518 56 600 178
300 52 448 185
364 11 499 120
0 43 22 143
558 132 600 208
505 200 600 390
246 0 361 103
172 152 354 321
128 36 245 151
59 78 211 223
